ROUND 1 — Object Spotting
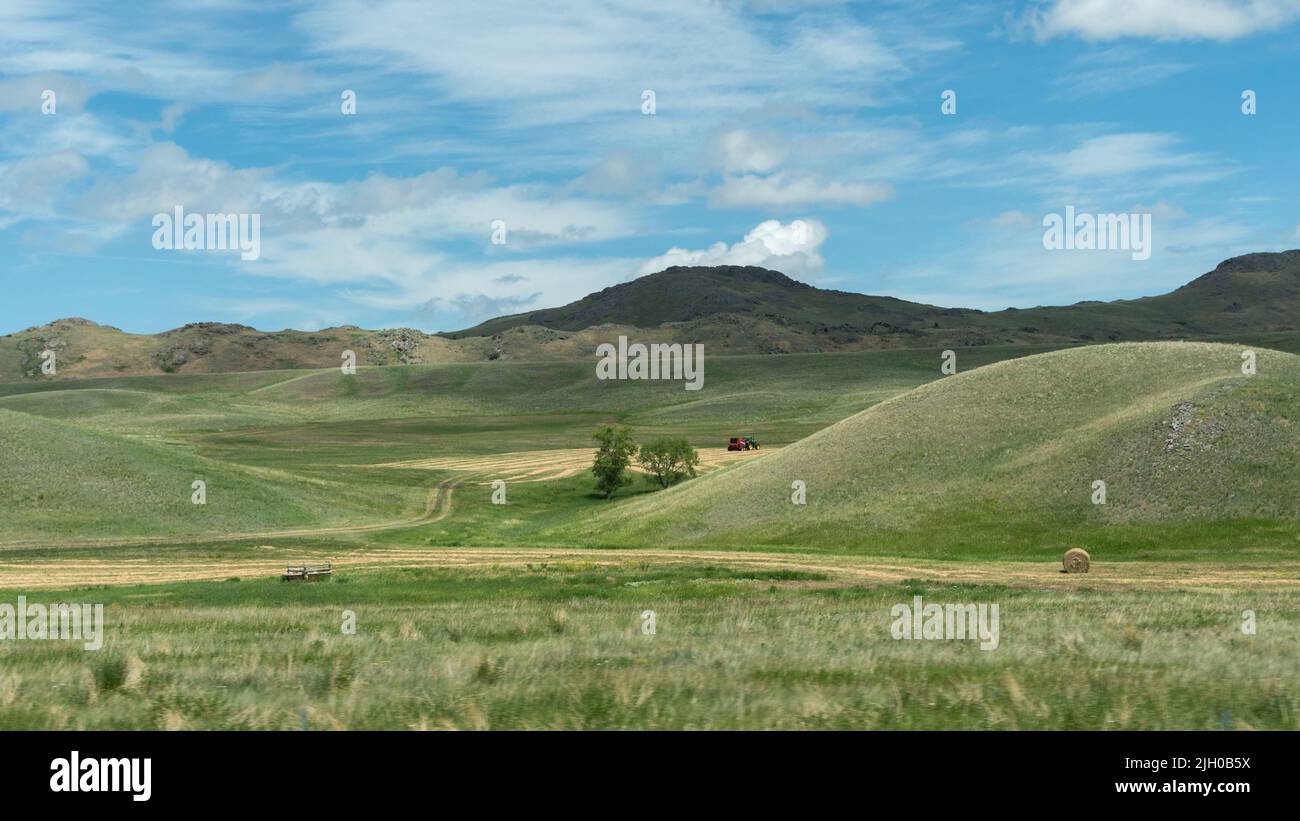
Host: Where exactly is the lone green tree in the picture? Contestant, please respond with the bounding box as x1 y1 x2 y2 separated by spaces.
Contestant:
638 437 700 488
591 426 638 498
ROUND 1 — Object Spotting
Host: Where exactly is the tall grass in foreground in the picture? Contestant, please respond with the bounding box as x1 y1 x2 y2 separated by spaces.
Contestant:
0 565 1296 729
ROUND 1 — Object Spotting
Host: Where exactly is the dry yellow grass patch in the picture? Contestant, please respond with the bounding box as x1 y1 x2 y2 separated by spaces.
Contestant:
372 446 773 484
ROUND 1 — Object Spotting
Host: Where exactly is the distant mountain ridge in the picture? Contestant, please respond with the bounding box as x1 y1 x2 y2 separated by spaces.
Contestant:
450 251 1300 346
3 251 1298 381
444 265 970 339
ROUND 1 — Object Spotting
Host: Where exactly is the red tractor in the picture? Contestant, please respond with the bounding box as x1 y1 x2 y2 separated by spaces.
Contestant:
727 436 760 451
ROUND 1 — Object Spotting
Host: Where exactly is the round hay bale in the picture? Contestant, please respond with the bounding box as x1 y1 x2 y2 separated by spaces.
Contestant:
1063 548 1091 574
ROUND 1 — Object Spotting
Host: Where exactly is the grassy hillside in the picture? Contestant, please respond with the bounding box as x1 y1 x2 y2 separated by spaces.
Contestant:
0 408 424 542
0 344 1059 440
0 346 1043 544
556 342 1300 558
4 339 1295 555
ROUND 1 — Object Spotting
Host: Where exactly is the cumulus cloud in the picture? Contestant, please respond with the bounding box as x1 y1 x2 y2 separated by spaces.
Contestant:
637 218 828 277
1025 0 1300 42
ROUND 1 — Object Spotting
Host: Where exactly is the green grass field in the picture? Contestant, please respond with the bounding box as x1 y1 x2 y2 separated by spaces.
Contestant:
560 343 1300 559
1 341 1298 729
3 566 1296 730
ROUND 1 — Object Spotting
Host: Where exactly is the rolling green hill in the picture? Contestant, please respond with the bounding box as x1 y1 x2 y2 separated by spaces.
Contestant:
5 336 1295 554
0 345 1046 543
0 408 423 542
0 344 1054 435
556 342 1300 558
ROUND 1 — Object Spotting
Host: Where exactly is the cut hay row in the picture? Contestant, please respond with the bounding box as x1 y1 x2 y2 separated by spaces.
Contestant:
4 546 1299 592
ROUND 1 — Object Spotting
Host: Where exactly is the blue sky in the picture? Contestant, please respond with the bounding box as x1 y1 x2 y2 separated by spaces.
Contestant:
2 0 1299 335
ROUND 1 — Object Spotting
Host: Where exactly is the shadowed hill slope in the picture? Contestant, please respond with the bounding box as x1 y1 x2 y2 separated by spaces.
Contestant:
552 342 1300 557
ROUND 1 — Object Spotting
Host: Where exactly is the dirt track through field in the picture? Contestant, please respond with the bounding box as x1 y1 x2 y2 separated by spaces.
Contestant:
0 447 767 551
3 545 1298 592
373 446 772 483
4 442 1295 593
0 447 768 551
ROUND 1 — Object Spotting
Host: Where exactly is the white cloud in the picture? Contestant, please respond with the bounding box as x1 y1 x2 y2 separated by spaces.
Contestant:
78 142 268 227
0 73 95 114
1009 132 1235 201
1026 0 1300 42
568 151 662 198
294 1 912 127
637 218 827 277
14 111 132 162
0 151 90 228
712 173 894 208
229 63 319 98
156 103 188 135
1132 200 1188 221
337 219 833 328
1050 48 1191 97
36 136 638 266
326 169 637 248
988 210 1033 227
1053 133 1194 177
716 130 787 174
240 174 640 300
885 208 1263 310
206 297 358 333
0 127 645 330
342 256 636 330
0 5 254 102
